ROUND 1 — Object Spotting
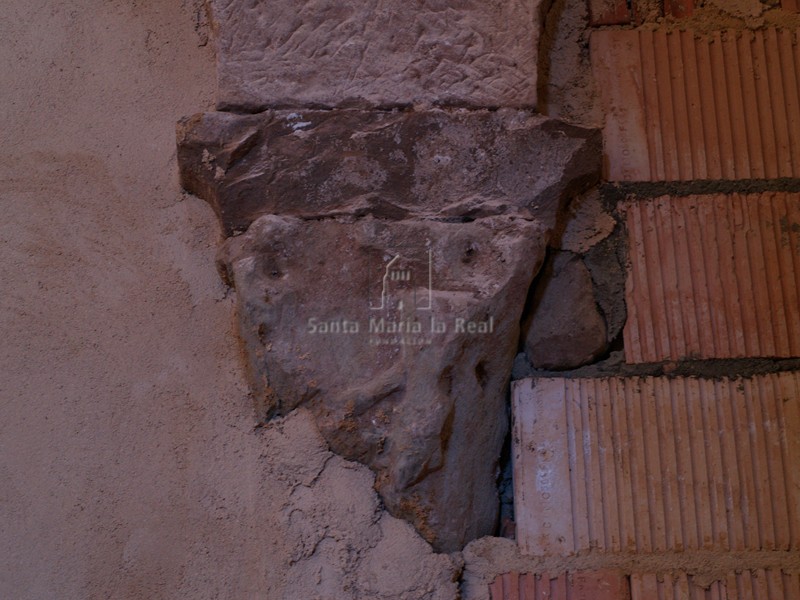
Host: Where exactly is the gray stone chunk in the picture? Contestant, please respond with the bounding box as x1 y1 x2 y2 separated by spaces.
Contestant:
522 251 608 370
177 108 601 236
218 214 547 551
207 0 544 111
584 225 627 345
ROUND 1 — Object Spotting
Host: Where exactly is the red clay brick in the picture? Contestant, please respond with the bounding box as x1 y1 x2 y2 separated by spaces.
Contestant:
512 374 800 557
588 0 631 26
489 570 628 600
624 193 800 363
590 30 651 182
630 570 800 600
592 29 800 181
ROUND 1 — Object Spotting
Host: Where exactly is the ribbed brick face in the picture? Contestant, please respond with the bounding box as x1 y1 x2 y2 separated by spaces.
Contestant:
513 375 800 556
624 193 800 363
592 29 800 182
489 571 629 600
542 11 800 598
631 570 800 600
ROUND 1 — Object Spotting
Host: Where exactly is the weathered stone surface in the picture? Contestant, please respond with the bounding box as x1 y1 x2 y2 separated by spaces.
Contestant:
206 0 543 111
583 226 627 344
218 214 547 551
177 109 601 236
553 189 616 254
522 252 608 370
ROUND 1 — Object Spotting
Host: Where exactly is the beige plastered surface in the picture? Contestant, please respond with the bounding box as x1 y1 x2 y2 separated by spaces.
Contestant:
0 2 459 598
